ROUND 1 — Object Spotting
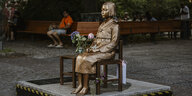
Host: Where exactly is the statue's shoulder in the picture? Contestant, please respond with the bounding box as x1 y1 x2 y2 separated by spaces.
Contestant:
112 19 119 27
112 19 118 24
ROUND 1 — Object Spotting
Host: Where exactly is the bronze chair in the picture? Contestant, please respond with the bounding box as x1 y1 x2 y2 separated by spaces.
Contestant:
95 40 123 94
60 40 123 94
60 55 77 88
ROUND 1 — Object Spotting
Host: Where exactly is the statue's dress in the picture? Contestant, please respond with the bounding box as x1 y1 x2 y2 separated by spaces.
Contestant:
75 19 120 74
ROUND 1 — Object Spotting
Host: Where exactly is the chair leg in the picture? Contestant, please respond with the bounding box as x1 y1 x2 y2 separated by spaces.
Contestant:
118 61 123 91
96 63 100 95
60 57 63 85
103 65 108 88
72 58 76 88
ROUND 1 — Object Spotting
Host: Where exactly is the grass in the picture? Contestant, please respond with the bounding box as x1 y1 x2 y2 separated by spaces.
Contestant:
0 48 15 53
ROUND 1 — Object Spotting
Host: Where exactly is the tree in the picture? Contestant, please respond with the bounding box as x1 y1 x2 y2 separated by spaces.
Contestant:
21 0 82 21
99 0 191 20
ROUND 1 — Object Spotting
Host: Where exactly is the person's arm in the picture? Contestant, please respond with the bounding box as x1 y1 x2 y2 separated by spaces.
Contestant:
181 7 189 15
58 18 64 29
183 7 189 14
63 23 71 29
63 17 73 29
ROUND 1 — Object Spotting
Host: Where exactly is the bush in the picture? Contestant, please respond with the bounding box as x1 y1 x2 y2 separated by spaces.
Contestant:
100 0 191 20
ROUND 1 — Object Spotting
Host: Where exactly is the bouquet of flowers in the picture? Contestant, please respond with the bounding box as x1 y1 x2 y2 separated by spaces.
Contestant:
71 31 94 53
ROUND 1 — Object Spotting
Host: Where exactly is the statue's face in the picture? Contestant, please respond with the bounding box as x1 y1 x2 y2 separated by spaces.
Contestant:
101 5 109 18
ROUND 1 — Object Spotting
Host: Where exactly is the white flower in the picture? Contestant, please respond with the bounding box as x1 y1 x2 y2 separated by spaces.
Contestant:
82 37 87 41
88 33 94 39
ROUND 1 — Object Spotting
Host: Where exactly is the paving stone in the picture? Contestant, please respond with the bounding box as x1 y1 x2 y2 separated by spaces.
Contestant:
0 40 192 96
17 75 171 96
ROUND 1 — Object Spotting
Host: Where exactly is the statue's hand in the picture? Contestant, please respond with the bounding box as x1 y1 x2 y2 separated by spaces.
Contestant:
86 48 90 53
88 44 99 53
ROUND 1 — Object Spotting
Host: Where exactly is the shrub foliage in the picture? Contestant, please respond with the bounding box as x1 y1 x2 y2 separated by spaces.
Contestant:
100 0 192 20
21 0 81 21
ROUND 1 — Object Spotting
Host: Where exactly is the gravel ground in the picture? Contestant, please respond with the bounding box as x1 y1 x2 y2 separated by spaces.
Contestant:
0 39 192 96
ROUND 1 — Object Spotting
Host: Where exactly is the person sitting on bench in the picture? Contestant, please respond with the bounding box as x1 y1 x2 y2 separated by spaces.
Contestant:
47 10 73 48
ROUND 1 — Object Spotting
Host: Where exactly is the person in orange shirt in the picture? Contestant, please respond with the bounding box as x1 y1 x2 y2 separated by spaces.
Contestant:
47 10 73 48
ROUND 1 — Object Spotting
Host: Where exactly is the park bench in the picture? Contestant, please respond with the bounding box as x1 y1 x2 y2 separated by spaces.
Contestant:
119 20 181 34
17 20 191 38
17 20 99 36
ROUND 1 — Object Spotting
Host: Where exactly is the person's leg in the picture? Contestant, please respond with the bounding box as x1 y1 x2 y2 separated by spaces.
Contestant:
7 24 12 41
10 31 14 40
14 26 17 40
10 25 15 40
168 32 171 39
183 21 188 39
4 23 8 39
79 74 89 94
186 20 191 39
53 32 63 46
47 30 58 45
6 24 9 40
180 21 185 39
174 31 177 40
71 74 83 94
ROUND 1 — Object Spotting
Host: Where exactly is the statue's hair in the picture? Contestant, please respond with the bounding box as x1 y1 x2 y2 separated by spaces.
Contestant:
102 2 116 17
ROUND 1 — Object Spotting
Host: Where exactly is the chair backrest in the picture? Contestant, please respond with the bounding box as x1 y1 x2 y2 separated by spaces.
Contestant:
116 40 123 60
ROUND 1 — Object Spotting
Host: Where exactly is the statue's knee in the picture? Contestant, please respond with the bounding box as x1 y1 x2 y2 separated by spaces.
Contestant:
77 56 83 60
